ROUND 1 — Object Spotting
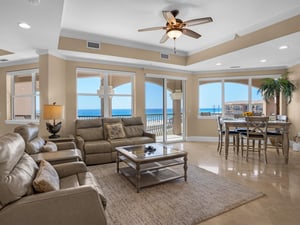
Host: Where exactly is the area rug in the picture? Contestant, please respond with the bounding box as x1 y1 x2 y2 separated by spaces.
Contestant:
89 163 264 225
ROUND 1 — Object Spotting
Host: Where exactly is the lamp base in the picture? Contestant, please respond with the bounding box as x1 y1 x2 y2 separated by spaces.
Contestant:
48 134 60 139
46 122 62 139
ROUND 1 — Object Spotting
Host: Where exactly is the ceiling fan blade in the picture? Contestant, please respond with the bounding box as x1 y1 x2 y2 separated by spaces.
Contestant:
182 28 201 39
160 33 169 43
162 11 176 25
184 17 213 27
138 26 166 32
171 9 179 17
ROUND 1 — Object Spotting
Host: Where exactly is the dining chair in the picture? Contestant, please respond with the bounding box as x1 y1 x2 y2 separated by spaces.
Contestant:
240 116 269 163
267 115 287 155
216 116 240 155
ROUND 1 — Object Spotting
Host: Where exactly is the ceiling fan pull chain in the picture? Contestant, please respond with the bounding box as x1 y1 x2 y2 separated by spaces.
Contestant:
173 38 177 54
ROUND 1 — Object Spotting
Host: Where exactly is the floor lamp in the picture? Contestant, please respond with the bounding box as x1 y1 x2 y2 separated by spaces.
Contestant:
43 102 63 138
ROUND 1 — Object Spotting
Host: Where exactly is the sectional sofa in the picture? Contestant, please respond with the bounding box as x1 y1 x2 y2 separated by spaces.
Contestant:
0 133 107 225
75 116 156 165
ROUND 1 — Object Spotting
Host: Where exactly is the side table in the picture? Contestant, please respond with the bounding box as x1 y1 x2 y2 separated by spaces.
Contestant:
44 135 75 143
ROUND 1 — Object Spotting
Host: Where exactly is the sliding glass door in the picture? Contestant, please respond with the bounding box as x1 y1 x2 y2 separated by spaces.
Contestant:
145 75 185 143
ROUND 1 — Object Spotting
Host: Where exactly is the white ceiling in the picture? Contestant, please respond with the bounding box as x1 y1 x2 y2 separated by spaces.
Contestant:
1 0 300 72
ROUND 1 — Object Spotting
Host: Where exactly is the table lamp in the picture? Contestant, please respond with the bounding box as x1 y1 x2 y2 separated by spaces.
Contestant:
43 102 63 138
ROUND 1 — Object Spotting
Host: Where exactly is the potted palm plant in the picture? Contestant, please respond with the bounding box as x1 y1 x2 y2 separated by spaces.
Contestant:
258 72 296 115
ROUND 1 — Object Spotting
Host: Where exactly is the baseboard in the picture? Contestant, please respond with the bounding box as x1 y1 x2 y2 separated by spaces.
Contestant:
186 136 218 142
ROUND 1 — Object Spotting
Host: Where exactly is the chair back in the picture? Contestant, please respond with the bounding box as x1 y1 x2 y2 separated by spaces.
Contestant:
244 116 269 140
216 116 223 133
277 115 288 121
14 124 45 154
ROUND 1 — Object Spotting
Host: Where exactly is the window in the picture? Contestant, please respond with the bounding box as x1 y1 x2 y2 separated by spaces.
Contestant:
6 69 39 122
198 75 280 118
76 68 134 119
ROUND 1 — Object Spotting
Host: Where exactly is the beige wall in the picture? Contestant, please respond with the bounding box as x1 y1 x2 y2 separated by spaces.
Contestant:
288 64 300 138
1 55 299 141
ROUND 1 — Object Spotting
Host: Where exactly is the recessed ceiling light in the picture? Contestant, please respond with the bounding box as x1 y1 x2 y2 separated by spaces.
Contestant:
216 62 222 66
18 22 31 29
0 59 9 62
28 0 40 6
260 59 267 63
279 45 288 50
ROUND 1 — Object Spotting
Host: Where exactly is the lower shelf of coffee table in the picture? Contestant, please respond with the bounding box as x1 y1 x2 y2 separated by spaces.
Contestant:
119 166 184 189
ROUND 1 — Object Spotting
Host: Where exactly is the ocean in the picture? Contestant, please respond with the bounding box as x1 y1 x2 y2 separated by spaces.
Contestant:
78 108 221 117
78 108 173 117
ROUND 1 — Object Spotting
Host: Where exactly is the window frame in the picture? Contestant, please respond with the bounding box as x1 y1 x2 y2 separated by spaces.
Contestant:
198 74 281 119
76 68 134 118
6 68 39 124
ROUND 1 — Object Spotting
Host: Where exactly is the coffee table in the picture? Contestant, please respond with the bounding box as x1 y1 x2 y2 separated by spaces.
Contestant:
115 143 188 192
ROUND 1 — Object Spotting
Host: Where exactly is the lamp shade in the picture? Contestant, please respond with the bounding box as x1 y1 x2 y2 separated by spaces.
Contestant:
43 104 63 120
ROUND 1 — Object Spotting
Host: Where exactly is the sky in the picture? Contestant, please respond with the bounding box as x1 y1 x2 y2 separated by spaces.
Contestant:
77 78 172 109
77 78 262 110
199 82 262 109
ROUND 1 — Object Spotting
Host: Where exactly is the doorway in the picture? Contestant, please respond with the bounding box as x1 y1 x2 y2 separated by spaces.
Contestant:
145 75 186 143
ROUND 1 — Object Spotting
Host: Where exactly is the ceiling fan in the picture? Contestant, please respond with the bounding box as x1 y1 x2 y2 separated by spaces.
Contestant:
138 9 213 44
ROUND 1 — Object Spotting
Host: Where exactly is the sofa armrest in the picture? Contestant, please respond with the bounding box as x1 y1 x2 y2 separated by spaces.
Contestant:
56 141 77 150
75 135 84 150
0 186 107 225
53 161 88 178
144 131 156 142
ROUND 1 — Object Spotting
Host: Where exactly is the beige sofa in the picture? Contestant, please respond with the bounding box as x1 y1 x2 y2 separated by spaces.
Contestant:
75 116 156 165
14 123 82 164
0 133 107 225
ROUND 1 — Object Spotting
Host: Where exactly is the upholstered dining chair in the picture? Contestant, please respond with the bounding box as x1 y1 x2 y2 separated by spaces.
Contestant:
216 116 240 155
240 116 269 163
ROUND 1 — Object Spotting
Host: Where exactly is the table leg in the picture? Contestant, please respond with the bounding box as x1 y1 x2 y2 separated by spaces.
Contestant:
225 125 229 160
136 164 141 193
116 151 120 173
282 125 290 164
184 155 188 182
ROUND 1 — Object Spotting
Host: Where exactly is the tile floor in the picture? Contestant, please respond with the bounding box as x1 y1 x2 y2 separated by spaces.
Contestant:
171 141 300 225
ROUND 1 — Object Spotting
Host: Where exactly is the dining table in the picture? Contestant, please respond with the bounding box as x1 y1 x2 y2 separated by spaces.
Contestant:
223 119 291 164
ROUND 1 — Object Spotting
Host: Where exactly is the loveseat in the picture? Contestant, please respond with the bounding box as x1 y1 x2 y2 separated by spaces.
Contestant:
75 116 156 165
14 123 82 164
0 133 107 225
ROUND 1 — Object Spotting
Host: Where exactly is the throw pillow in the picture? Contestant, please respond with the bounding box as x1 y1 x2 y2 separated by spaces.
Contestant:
41 141 58 152
33 160 60 193
105 123 126 140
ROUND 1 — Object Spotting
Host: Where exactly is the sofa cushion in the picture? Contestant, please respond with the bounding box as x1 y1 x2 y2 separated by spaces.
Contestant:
122 117 145 137
124 125 144 137
105 123 126 140
14 123 39 142
0 133 38 209
33 160 60 193
41 141 58 152
77 127 104 141
76 118 102 129
109 138 133 149
78 172 107 209
122 117 144 126
84 140 111 154
129 136 155 145
59 172 107 209
26 136 45 154
60 174 79 189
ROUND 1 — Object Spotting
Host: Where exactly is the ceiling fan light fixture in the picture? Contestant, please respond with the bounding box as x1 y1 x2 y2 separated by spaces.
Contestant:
167 28 182 39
